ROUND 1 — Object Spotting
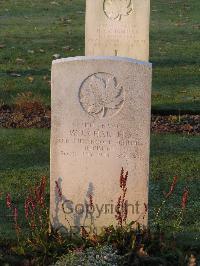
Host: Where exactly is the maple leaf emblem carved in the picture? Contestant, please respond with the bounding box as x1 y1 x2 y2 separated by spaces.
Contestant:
79 73 124 118
103 0 133 21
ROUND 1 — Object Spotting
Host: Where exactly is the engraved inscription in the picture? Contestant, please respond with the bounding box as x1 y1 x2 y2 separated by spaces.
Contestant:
103 0 134 21
96 24 139 41
79 73 124 119
55 122 144 160
87 24 146 54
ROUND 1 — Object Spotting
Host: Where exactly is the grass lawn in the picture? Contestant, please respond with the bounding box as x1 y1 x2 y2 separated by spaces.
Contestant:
0 129 49 239
0 129 199 240
0 0 199 112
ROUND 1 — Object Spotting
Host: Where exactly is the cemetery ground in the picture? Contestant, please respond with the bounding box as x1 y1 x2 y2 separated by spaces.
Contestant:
0 0 200 113
0 129 199 264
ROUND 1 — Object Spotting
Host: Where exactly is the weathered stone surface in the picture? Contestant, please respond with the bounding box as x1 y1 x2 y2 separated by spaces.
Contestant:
85 0 150 61
51 56 152 234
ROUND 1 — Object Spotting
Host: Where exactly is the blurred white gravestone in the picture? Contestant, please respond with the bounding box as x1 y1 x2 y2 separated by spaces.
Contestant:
85 0 150 61
50 56 152 233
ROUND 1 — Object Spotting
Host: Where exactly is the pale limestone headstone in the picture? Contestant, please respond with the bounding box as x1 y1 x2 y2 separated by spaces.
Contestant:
51 56 152 234
85 0 150 61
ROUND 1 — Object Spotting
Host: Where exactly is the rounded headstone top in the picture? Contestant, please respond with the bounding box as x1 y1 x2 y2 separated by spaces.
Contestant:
52 56 152 67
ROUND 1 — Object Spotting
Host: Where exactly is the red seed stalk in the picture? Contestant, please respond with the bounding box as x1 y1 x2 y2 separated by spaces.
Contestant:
24 196 35 219
24 176 48 230
176 187 189 228
123 200 128 222
181 187 189 209
156 176 178 223
13 207 18 224
144 203 148 213
5 176 48 242
115 196 122 226
120 167 124 188
115 168 129 226
164 176 178 199
6 193 12 209
34 176 46 206
142 203 148 220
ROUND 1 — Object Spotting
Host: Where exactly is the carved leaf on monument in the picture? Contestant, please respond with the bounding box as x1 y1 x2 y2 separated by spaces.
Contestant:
79 73 124 118
103 0 134 21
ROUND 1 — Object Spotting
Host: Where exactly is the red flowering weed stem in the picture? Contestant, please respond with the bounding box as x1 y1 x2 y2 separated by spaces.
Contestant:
115 168 128 227
181 187 189 209
164 176 178 199
6 193 12 209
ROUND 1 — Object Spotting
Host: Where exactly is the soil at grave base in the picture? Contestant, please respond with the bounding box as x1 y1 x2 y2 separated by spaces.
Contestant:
0 103 51 129
0 104 199 135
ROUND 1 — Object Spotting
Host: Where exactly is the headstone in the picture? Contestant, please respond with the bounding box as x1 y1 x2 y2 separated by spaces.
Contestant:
85 0 150 61
51 56 152 234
